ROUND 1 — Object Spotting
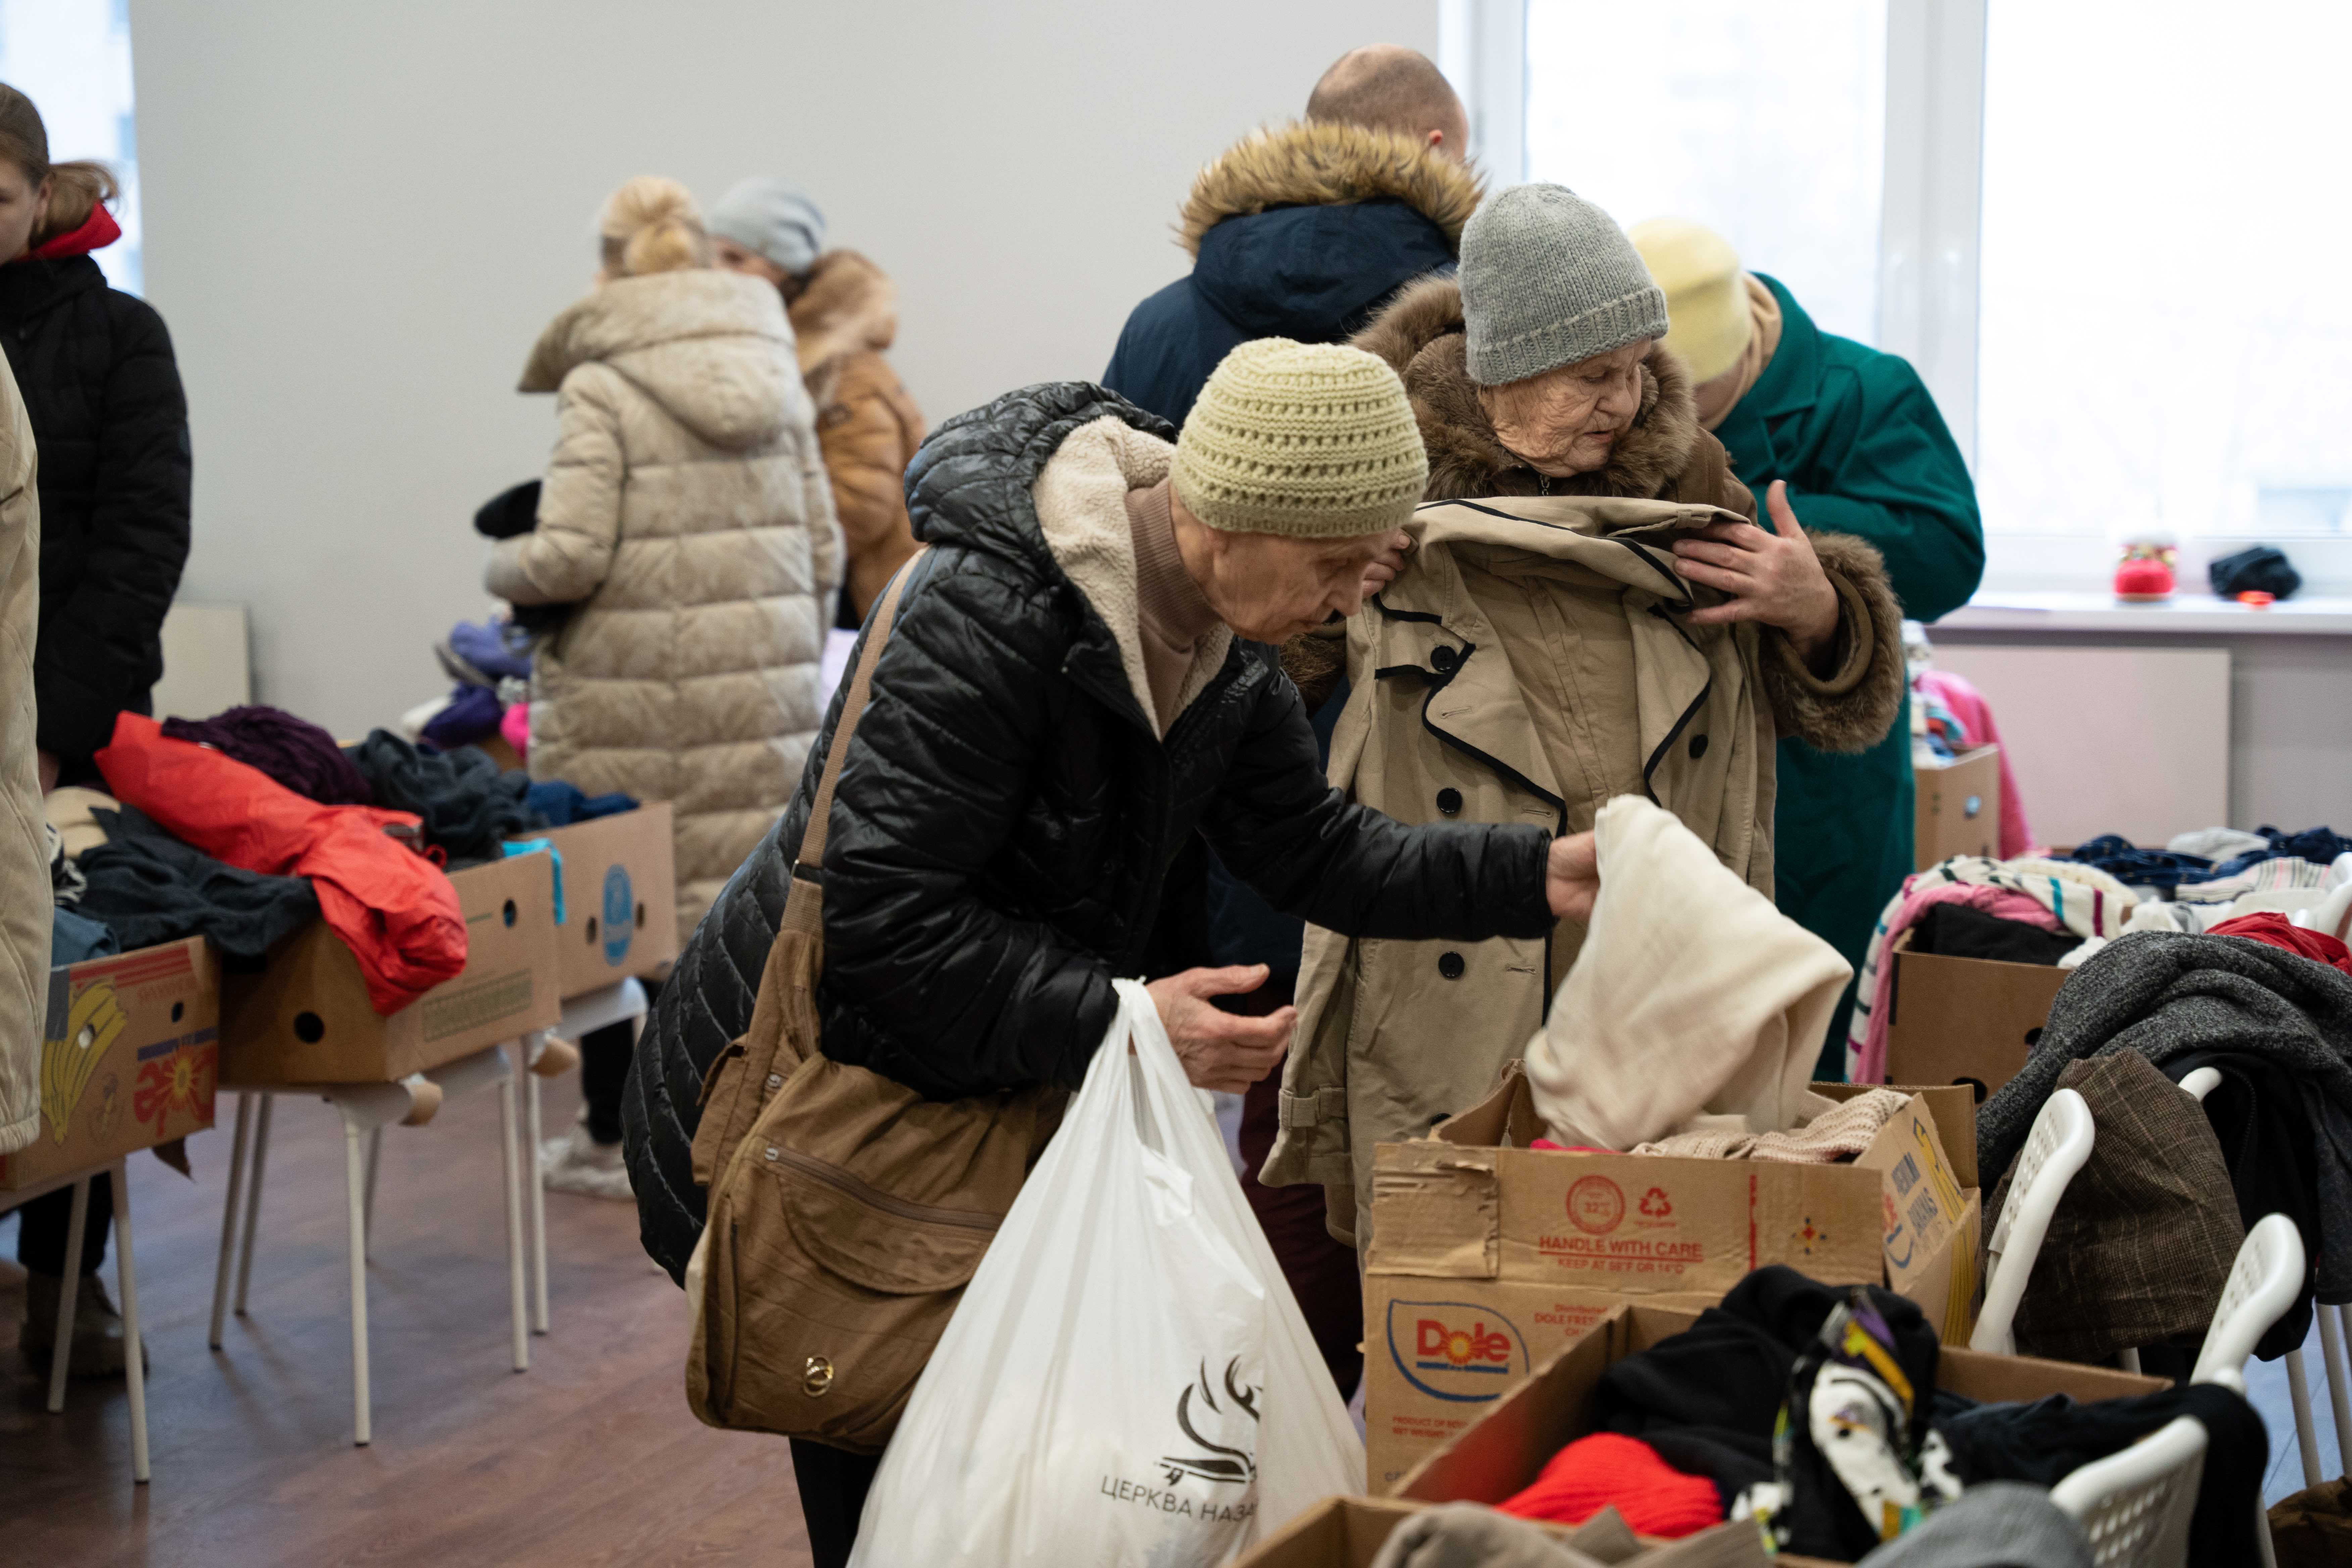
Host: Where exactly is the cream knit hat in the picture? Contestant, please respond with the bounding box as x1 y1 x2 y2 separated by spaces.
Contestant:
1171 339 1428 539
1629 218 1751 385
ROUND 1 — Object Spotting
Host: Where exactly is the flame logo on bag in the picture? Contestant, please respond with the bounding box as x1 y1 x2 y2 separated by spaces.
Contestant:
1158 1359 1260 1487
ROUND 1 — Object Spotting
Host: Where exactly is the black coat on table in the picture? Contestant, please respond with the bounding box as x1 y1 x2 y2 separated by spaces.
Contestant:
622 381 1555 1280
0 253 191 775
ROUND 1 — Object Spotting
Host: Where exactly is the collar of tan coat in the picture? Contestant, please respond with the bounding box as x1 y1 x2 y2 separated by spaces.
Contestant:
1177 119 1485 256
787 249 899 406
1030 415 1234 739
518 268 797 451
1352 274 1733 507
1343 495 1751 813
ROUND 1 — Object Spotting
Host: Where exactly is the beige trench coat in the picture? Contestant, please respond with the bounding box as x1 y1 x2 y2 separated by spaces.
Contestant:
1260 495 1902 1248
490 270 842 940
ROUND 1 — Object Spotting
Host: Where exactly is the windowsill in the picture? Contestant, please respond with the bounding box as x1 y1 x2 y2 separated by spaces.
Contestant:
1936 591 2352 636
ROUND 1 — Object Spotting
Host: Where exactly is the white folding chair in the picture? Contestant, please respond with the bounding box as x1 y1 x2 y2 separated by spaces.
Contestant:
2050 1415 2207 1568
2188 1213 2303 1568
208 1041 531 1446
1970 1087 2095 1356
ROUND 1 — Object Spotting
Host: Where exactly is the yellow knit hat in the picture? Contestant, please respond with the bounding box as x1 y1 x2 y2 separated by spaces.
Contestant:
1172 339 1428 538
1628 218 1750 385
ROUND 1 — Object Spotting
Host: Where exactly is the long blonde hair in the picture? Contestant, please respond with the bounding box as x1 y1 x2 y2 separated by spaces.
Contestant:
598 176 708 278
0 83 117 244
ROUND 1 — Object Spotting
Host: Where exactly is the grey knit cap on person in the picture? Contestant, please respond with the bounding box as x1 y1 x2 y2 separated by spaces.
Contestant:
1459 183 1670 386
706 177 828 276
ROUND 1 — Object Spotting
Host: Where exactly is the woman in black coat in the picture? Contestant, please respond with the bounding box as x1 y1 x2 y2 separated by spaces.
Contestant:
0 84 190 1376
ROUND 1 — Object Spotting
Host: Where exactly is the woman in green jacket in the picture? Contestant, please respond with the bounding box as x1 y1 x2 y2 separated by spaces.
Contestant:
1633 220 1983 1075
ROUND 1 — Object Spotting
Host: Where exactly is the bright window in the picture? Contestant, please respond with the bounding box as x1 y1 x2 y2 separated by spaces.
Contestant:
1523 0 1886 345
0 0 141 294
1976 0 2352 541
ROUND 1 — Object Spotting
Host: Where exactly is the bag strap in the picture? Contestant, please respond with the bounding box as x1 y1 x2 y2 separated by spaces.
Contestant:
794 547 929 881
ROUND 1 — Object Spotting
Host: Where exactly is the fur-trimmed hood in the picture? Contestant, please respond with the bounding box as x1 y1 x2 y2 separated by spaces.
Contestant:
1178 120 1484 257
1352 274 1706 504
520 269 794 451
786 249 898 380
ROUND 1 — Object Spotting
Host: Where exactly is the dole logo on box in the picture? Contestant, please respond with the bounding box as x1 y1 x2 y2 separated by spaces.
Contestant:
1386 1299 1528 1403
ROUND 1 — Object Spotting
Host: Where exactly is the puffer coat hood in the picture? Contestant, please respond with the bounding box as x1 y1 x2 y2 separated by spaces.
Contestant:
490 267 841 938
619 380 1559 1282
1105 121 1483 427
520 270 796 451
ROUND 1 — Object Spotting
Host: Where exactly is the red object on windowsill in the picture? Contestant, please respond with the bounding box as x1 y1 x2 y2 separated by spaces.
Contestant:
2236 590 2276 608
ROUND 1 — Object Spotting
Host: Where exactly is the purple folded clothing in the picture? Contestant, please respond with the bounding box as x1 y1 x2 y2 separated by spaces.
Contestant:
161 704 376 806
420 684 506 750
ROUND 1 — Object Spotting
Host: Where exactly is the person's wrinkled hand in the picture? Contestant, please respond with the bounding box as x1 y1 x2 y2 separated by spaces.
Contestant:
1146 965 1294 1094
1670 480 1840 664
1360 529 1413 602
1546 832 1599 921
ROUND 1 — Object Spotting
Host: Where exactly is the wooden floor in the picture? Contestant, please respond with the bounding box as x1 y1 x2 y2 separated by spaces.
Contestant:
0 1076 817 1568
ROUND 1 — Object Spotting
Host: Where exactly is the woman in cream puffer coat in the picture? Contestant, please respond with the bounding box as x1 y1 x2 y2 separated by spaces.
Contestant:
490 178 842 939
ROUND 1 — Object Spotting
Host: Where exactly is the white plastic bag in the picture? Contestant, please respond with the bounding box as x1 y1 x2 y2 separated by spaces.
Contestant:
846 979 1363 1566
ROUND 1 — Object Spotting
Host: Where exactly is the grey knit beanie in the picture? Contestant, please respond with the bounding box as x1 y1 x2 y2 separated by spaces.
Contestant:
1459 184 1669 386
706 177 828 276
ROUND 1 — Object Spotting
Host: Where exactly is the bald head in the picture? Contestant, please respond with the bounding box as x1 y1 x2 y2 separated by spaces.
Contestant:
1307 45 1470 160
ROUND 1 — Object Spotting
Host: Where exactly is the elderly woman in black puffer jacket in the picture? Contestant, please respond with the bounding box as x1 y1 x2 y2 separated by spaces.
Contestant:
624 348 1608 1568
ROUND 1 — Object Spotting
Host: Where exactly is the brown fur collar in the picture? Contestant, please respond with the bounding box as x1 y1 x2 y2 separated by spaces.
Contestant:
787 249 898 381
1351 274 1703 503
1177 120 1485 258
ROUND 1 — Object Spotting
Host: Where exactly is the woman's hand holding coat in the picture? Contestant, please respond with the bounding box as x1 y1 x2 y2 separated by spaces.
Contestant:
1670 480 1842 670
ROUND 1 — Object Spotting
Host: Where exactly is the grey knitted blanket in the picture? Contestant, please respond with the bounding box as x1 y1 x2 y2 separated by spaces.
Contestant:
1977 929 2352 1302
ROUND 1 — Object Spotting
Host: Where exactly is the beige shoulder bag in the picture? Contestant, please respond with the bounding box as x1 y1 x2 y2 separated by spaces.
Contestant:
685 549 1068 1452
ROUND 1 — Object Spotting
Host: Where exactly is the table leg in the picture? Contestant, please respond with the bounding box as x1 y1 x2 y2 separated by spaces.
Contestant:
209 1094 254 1349
113 1161 148 1484
46 1176 90 1413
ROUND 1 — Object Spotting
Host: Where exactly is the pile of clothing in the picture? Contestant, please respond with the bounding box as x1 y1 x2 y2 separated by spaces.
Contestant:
1845 855 2140 1084
1483 1266 2263 1564
47 704 636 1015
401 616 535 757
2070 824 2352 918
1979 921 2352 1361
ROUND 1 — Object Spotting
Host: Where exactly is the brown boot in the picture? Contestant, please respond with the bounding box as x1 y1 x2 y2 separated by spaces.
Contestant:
20 1271 138 1378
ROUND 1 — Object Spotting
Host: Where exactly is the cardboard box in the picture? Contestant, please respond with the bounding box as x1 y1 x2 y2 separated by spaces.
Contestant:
1914 744 2002 870
1883 930 2069 1099
538 802 678 998
0 938 221 1191
220 853 561 1086
1231 1496 1757 1567
1363 1073 1982 1490
1394 1301 2168 1565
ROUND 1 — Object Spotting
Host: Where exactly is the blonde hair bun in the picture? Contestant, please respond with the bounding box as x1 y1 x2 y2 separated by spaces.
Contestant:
598 175 708 277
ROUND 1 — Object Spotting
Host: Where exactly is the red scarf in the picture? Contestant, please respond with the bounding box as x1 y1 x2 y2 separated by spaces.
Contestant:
25 202 121 261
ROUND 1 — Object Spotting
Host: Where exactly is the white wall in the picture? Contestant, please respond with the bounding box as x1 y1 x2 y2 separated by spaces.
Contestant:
131 0 1435 737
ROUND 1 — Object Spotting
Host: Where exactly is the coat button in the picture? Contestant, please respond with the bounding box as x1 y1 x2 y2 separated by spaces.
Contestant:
1430 645 1460 673
1438 951 1466 980
1436 787 1463 817
765 1073 784 1091
1688 733 1709 760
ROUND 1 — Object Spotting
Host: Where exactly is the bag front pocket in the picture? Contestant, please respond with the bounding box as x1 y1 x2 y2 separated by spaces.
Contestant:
708 1141 1003 1453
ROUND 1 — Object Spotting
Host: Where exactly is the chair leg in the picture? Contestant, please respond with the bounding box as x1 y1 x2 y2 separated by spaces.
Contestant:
363 1126 382 1262
499 1074 529 1373
2321 1305 2352 1479
113 1160 148 1484
2258 1494 2281 1568
526 1062 548 1334
234 1095 274 1314
46 1176 90 1413
344 1124 372 1447
2286 1338 2325 1489
208 1093 254 1350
